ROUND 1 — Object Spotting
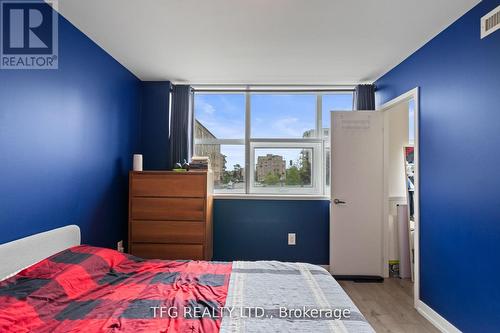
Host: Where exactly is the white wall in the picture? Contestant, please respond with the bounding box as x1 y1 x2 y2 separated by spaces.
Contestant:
387 102 409 198
385 101 410 267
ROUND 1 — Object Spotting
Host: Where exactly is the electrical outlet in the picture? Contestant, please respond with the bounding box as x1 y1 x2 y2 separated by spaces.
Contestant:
117 240 124 253
288 233 296 245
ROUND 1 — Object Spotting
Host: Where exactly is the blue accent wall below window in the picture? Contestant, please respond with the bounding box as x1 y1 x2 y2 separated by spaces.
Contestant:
213 199 329 265
375 0 500 331
0 9 141 248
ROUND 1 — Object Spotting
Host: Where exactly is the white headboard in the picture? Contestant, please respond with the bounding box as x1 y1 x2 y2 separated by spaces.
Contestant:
0 225 81 280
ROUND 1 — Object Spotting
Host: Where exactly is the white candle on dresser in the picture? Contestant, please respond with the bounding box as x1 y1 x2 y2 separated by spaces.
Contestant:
133 154 143 171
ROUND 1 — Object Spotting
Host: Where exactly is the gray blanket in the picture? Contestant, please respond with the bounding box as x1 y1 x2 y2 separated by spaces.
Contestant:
220 261 375 333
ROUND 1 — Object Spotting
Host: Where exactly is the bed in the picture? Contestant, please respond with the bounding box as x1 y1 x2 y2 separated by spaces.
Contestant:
0 226 374 333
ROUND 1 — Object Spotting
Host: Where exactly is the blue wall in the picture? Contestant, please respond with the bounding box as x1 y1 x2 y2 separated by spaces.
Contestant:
140 81 171 170
0 7 141 248
375 0 500 331
213 199 329 264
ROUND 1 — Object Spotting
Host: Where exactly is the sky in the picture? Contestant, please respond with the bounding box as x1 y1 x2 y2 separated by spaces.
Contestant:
194 93 353 170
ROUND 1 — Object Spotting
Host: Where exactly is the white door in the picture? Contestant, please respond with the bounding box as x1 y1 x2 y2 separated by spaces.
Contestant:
330 111 384 277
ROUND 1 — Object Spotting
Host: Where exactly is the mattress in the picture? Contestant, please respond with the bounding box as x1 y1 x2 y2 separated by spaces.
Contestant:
0 245 374 332
220 261 373 333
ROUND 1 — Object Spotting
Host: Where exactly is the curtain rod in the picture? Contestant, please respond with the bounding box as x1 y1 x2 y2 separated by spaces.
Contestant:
190 83 355 89
192 88 355 93
190 84 355 93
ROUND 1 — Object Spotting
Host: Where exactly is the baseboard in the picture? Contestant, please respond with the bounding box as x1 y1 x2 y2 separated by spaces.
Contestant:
416 300 461 333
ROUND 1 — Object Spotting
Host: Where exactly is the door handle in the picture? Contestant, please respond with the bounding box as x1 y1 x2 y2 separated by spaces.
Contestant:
333 198 346 205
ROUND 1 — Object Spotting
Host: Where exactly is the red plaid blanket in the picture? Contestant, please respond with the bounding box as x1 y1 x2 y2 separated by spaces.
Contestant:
0 245 232 333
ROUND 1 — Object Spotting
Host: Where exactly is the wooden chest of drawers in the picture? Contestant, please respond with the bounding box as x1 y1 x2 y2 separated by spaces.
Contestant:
128 171 213 260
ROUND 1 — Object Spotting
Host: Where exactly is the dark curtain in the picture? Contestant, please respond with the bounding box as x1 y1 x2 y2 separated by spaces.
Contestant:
353 84 376 110
169 85 193 168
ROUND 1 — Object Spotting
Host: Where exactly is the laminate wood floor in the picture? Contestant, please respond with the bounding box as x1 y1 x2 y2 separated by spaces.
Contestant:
338 278 440 333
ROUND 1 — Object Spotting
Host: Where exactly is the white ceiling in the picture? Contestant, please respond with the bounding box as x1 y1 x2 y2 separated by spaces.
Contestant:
55 0 480 84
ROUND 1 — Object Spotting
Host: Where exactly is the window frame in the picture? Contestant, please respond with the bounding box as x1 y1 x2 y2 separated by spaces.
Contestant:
249 140 323 195
193 88 354 197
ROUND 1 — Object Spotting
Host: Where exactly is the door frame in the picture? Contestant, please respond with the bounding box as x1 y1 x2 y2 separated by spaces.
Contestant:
379 87 420 306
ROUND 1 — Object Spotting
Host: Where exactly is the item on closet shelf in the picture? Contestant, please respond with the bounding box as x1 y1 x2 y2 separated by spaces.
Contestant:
132 154 143 171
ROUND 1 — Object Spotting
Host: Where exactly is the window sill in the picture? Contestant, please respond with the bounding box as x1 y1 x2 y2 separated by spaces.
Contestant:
213 194 330 201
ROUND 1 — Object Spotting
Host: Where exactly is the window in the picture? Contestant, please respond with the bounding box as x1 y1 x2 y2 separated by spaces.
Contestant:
251 94 316 138
194 93 245 139
194 90 353 195
194 93 245 192
250 143 321 194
